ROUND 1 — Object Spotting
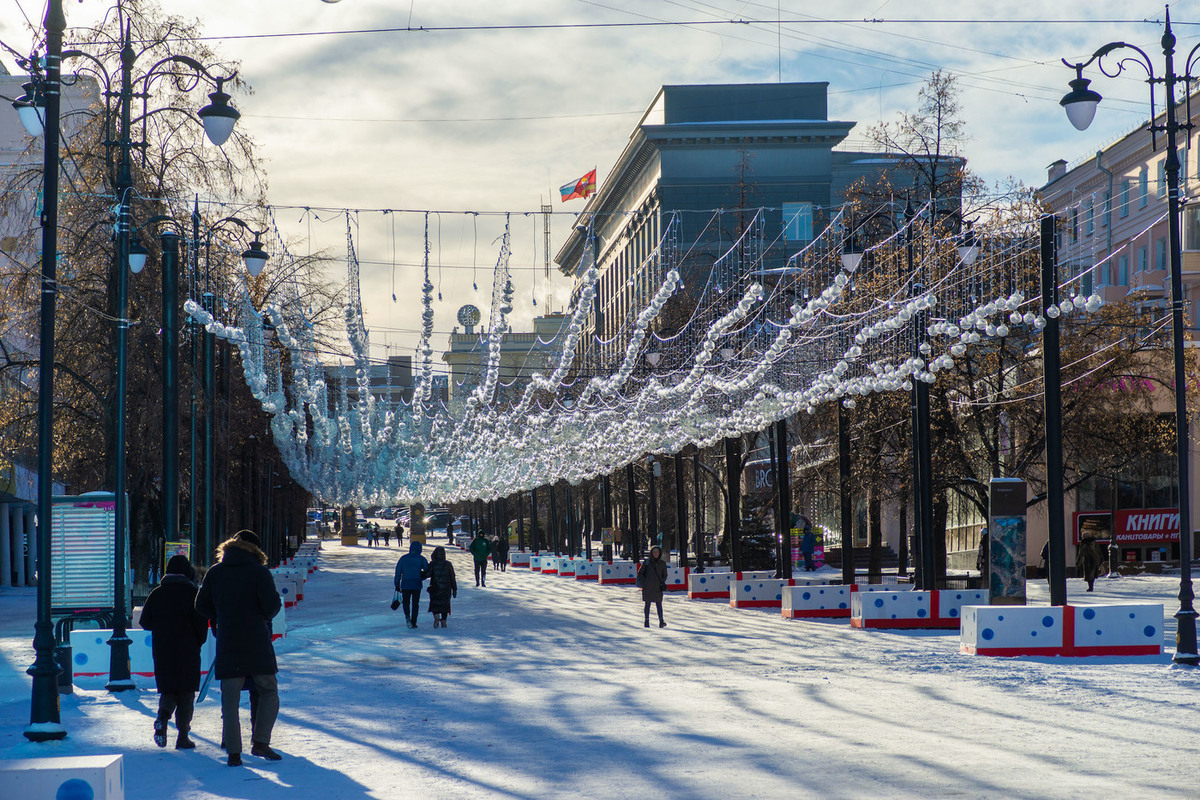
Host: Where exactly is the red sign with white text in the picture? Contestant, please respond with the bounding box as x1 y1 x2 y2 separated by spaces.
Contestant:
1114 508 1179 543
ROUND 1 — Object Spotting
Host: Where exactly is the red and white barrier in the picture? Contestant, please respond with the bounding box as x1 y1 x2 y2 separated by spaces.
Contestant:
0 755 125 800
665 566 689 591
598 561 636 585
574 559 601 580
851 589 987 629
687 570 774 599
510 550 532 568
961 603 1164 657
731 578 797 609
69 629 216 679
781 584 854 618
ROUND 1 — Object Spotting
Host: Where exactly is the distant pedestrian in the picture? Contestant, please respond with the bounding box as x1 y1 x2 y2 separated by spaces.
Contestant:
382 525 390 547
394 541 429 628
140 554 208 751
800 526 816 572
493 534 510 572
1038 541 1050 581
395 520 404 544
469 531 492 587
195 531 283 767
426 546 458 628
1076 537 1105 592
637 545 669 628
366 524 376 547
447 517 455 543
976 527 989 576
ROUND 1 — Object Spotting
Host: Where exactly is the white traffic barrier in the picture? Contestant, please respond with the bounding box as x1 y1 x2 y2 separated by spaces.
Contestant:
540 557 561 576
687 570 774 599
597 561 636 585
510 550 532 568
574 559 601 581
557 557 579 577
69 629 215 679
851 589 987 629
731 578 796 609
276 579 300 608
664 566 688 591
961 603 1164 657
0 755 125 800
781 584 852 618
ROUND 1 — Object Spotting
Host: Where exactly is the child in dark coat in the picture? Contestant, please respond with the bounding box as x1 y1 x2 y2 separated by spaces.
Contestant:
140 554 209 749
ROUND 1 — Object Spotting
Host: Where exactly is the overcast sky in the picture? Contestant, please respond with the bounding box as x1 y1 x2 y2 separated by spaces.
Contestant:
2 0 1187 368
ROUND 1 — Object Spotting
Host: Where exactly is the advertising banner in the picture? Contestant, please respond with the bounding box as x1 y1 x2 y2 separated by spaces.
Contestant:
1072 508 1178 545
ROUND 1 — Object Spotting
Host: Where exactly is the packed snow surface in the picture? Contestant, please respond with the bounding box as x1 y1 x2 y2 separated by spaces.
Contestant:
2 540 1198 799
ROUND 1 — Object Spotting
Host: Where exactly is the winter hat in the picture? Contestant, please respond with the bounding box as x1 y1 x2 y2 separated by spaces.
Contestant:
236 530 263 549
650 546 663 558
431 546 446 560
165 554 195 581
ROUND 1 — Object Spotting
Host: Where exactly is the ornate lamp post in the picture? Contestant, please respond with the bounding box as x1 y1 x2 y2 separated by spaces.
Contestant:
17 2 243 696
1060 8 1198 664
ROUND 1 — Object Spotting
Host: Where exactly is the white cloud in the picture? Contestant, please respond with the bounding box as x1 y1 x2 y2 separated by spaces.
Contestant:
21 0 1188 364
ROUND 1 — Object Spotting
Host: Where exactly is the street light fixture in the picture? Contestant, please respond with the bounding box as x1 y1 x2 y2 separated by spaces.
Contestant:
1061 7 1198 664
16 2 242 701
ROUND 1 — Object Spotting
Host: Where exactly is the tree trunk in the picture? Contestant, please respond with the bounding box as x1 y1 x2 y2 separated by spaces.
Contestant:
868 490 882 583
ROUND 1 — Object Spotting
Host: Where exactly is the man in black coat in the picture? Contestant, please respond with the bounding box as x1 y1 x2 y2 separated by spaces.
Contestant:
196 530 283 767
141 554 208 750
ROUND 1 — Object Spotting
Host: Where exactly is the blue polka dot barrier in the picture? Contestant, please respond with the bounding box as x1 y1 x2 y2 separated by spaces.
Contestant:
0 754 123 800
556 557 582 578
664 566 689 591
276 579 300 608
781 584 853 618
509 550 532 568
574 558 601 581
539 557 561 576
850 589 987 629
731 578 797 609
960 603 1164 657
67 629 215 680
597 560 637 585
686 570 773 599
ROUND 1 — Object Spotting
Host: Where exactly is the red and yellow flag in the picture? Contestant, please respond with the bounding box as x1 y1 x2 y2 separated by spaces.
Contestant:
560 168 597 202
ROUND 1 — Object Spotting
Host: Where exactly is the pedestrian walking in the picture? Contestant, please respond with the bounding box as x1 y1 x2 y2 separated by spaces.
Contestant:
637 545 669 628
140 554 208 751
394 541 430 628
382 525 390 547
493 533 510 572
1038 541 1050 581
1076 537 1105 591
366 524 376 547
426 546 458 628
800 525 816 572
447 517 455 543
976 527 989 576
469 530 492 587
194 531 283 767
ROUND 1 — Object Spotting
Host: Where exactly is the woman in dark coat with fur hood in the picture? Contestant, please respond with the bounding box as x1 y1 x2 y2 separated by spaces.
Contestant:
140 554 208 749
426 546 457 628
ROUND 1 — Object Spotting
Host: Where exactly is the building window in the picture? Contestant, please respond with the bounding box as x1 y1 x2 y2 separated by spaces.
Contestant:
1138 245 1148 273
1181 147 1189 191
1157 237 1167 270
1096 260 1110 287
1120 180 1131 218
1118 254 1129 286
1139 166 1149 208
1102 191 1111 226
782 202 813 243
1186 206 1200 250
1071 209 1079 243
1158 159 1167 198
1086 200 1094 236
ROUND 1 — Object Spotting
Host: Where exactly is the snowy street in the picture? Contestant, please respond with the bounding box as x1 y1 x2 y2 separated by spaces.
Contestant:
2 540 1199 799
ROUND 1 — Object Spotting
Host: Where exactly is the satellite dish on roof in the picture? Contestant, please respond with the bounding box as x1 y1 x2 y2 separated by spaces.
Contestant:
457 304 481 334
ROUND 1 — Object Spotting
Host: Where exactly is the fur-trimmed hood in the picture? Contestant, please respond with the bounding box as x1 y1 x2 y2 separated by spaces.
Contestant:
216 536 267 565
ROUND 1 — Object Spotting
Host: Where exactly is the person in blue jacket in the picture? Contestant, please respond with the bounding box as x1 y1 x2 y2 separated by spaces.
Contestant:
394 542 429 628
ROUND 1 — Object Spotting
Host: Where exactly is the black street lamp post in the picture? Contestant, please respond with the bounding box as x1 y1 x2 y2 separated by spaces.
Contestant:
1061 8 1198 664
21 0 67 743
19 9 242 692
